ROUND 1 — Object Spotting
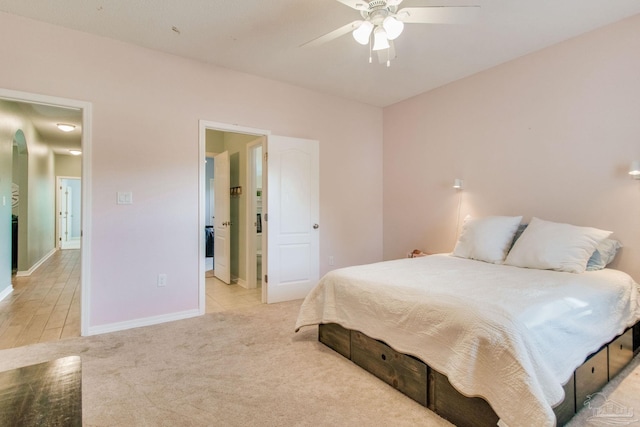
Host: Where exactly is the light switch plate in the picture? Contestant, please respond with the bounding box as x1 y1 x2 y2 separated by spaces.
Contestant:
117 191 133 205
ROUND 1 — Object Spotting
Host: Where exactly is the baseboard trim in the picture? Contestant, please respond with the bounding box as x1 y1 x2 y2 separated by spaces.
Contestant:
0 285 13 302
235 277 248 289
87 308 201 336
15 247 57 277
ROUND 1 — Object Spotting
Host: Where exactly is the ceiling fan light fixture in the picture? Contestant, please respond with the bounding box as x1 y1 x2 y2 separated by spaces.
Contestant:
352 21 374 45
372 27 390 51
382 16 404 40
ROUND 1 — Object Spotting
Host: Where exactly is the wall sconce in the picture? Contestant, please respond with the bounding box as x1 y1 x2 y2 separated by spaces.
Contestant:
629 161 640 180
453 178 464 190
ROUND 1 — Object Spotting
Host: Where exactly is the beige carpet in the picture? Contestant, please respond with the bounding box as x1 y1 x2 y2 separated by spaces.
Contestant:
0 299 637 426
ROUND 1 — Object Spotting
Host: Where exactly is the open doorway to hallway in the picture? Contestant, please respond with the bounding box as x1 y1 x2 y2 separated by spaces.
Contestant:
0 90 88 348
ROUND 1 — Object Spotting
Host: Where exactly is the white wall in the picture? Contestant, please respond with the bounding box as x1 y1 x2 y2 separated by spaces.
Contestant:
55 153 82 177
0 100 56 278
383 14 640 280
0 12 383 330
26 136 56 269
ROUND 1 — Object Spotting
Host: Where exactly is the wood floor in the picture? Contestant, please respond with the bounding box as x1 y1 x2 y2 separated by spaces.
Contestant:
0 249 81 350
0 250 261 350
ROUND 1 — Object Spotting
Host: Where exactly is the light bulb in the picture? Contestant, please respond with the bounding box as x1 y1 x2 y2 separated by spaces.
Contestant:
372 27 390 51
382 16 404 40
352 21 374 45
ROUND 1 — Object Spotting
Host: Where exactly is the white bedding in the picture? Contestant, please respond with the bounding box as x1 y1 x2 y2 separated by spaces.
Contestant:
295 254 640 427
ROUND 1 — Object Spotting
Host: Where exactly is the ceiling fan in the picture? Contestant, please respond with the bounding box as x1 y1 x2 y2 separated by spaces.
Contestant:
302 0 480 67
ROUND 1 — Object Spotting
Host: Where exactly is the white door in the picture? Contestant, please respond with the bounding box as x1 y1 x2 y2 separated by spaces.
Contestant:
209 178 215 226
213 151 231 284
60 185 71 248
59 178 81 250
266 136 319 303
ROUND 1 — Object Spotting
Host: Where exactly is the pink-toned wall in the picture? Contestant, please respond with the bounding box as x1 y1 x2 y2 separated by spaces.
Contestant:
0 12 383 330
383 14 640 280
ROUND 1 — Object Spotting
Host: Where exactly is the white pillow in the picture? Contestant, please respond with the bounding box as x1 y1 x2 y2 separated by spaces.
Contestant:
586 239 622 271
504 217 612 273
453 216 523 264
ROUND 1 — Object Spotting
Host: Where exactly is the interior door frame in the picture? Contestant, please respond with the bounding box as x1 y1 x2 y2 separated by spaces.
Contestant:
198 120 270 314
0 88 92 336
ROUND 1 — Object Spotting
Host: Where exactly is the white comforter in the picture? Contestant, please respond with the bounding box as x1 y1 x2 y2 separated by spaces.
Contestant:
295 254 640 427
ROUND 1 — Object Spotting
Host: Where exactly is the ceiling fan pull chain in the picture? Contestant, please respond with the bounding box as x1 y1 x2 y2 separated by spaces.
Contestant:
369 37 373 63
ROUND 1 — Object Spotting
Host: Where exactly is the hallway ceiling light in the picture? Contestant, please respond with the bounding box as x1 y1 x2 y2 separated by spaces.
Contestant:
57 123 76 132
69 149 82 156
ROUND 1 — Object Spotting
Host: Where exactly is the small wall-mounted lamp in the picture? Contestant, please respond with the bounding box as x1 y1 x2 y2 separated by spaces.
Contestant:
629 161 640 180
453 178 464 190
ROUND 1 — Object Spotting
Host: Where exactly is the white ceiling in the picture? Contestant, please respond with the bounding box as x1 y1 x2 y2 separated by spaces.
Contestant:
1 1 640 109
6 1 638 157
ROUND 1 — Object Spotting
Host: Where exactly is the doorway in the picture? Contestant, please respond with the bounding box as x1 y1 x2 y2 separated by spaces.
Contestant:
0 88 92 339
201 125 265 313
198 121 320 312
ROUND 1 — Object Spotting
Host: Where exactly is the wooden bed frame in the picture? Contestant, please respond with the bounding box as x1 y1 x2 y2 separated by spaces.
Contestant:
319 321 640 427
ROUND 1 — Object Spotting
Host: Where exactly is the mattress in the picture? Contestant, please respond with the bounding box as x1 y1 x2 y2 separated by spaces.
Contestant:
295 254 640 427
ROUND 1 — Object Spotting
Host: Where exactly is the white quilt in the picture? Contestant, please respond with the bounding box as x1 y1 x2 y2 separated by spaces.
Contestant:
295 254 640 427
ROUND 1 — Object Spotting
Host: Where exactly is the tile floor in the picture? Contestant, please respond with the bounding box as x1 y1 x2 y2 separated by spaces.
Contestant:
0 249 81 350
205 271 262 312
0 249 262 350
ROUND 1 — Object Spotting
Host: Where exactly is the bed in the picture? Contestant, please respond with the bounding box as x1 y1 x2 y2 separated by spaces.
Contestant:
295 216 640 427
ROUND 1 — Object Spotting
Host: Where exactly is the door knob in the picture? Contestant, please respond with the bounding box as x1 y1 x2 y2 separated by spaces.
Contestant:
313 224 319 229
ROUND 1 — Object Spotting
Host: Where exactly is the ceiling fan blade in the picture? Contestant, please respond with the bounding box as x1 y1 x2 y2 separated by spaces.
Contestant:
377 41 396 66
396 6 480 24
335 0 369 11
300 20 363 47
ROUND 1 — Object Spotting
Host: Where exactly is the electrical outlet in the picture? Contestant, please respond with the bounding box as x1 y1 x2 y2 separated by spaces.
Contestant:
157 274 167 287
328 256 334 266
